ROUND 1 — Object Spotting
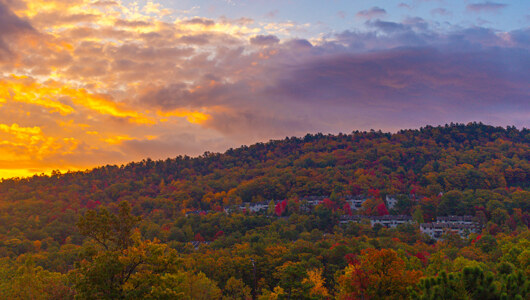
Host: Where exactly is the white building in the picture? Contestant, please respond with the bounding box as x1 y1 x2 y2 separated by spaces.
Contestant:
420 222 478 240
238 202 271 213
436 215 476 225
369 215 413 228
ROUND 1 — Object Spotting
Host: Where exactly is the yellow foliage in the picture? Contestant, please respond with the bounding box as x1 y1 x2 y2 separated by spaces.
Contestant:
302 268 330 298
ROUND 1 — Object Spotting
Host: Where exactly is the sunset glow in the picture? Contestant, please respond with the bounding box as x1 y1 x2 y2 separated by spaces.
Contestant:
0 0 528 178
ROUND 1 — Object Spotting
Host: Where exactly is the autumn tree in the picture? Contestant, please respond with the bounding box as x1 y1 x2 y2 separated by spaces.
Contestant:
302 268 330 299
73 201 183 299
337 248 422 299
223 277 252 300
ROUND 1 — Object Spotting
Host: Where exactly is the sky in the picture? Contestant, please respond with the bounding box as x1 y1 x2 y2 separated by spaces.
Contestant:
0 0 528 179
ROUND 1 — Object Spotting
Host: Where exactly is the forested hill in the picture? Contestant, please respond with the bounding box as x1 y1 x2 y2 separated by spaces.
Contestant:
0 123 529 299
0 122 528 242
1 123 528 212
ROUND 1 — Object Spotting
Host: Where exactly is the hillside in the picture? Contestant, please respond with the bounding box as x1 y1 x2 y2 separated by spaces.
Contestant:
0 122 528 299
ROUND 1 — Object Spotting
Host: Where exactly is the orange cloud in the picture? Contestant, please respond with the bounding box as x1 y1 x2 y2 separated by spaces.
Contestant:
157 109 210 124
0 76 154 124
0 77 75 115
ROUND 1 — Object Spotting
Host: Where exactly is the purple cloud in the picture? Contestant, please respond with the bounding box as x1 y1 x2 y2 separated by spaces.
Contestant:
356 7 387 19
250 35 280 46
0 1 34 59
134 24 529 141
466 2 507 13
182 17 215 27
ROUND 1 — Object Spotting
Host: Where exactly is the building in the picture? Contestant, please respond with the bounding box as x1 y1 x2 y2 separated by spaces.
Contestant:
237 201 271 213
369 215 413 228
436 215 476 225
339 215 367 224
301 196 327 206
299 196 326 212
420 222 478 240
345 196 367 210
341 214 413 228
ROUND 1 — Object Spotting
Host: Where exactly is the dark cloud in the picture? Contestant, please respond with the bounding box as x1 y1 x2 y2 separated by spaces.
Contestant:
284 39 313 49
182 17 215 27
179 34 210 45
250 34 280 46
356 7 387 19
366 20 407 33
115 19 151 28
0 1 34 59
135 24 529 138
139 83 191 109
466 2 507 13
510 28 530 47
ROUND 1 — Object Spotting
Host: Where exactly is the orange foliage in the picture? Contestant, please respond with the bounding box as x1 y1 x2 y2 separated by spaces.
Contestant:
338 248 423 299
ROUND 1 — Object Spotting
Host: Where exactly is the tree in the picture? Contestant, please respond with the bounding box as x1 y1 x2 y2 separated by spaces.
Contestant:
223 277 252 300
338 248 422 299
302 268 330 299
437 190 463 216
411 267 501 300
148 271 222 299
500 271 529 299
76 201 141 251
73 201 182 299
0 257 73 299
412 207 425 224
411 271 466 300
274 261 310 299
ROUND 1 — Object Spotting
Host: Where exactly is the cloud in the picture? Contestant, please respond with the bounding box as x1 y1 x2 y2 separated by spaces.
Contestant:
182 17 215 27
356 7 387 19
91 0 118 7
0 1 34 59
115 19 151 28
466 2 507 13
0 0 528 178
366 20 407 33
250 34 280 46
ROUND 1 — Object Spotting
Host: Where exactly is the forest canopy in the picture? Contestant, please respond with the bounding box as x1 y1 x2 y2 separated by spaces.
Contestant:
0 123 528 299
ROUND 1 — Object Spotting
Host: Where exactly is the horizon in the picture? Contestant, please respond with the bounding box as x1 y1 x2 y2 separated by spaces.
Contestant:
0 0 528 179
0 122 526 180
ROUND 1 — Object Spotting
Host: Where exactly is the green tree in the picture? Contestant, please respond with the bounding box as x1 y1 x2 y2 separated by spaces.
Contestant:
73 201 182 299
148 271 222 299
412 267 501 300
0 257 73 299
76 201 141 251
223 277 252 300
